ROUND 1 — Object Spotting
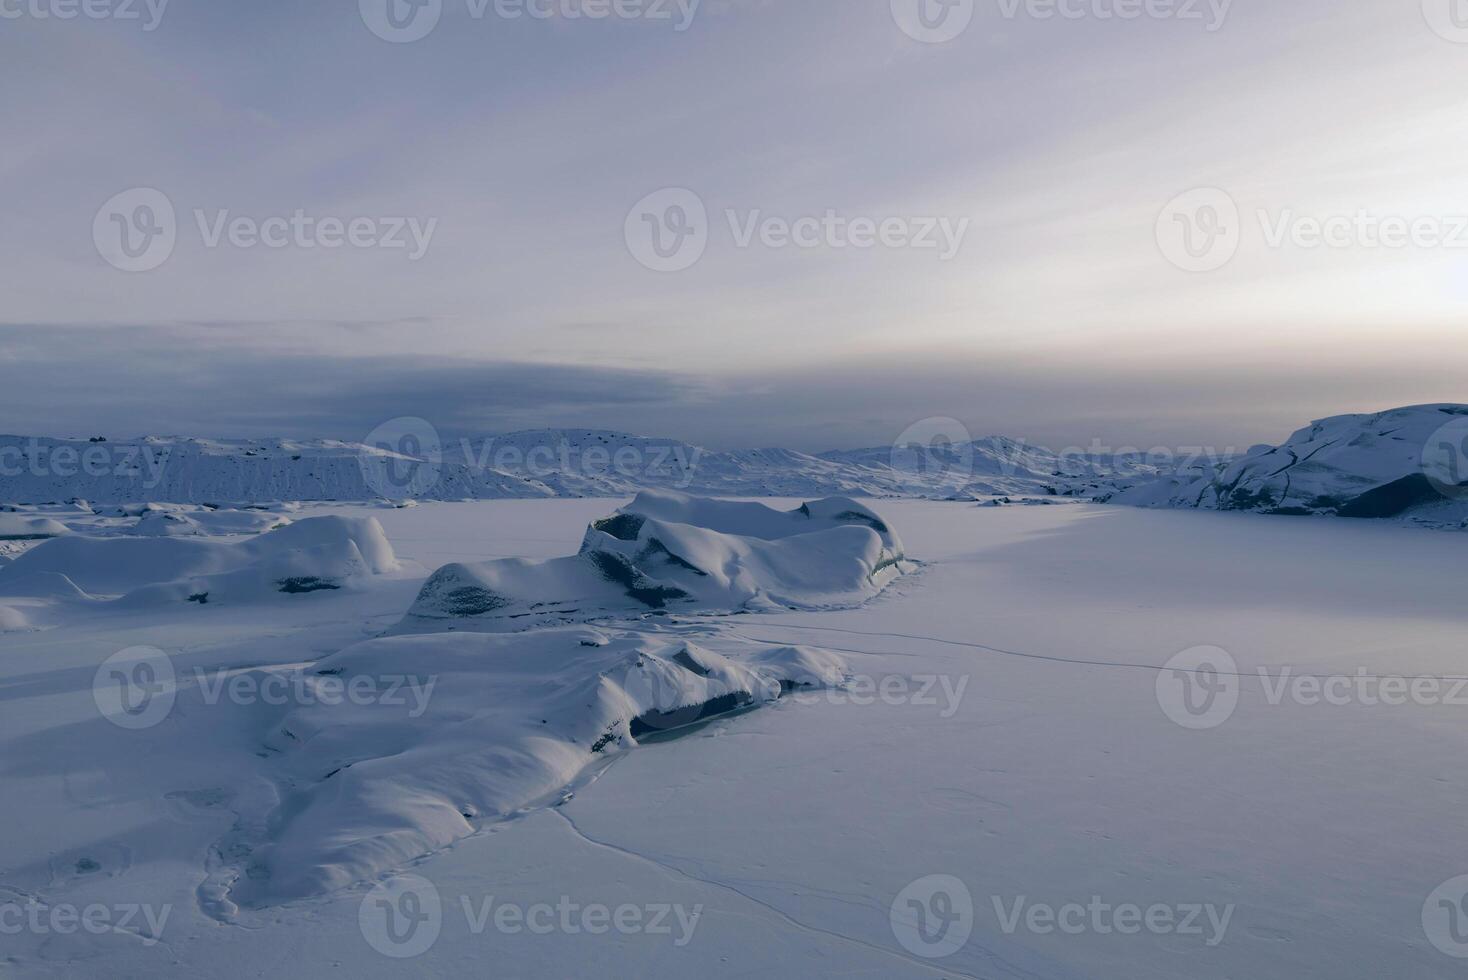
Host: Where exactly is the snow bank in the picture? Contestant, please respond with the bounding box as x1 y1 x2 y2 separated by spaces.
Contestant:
0 515 398 604
222 627 845 908
1108 405 1468 527
0 514 68 540
397 492 909 632
0 605 32 631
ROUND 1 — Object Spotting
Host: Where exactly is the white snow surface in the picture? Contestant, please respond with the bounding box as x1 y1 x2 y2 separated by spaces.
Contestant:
0 498 1465 978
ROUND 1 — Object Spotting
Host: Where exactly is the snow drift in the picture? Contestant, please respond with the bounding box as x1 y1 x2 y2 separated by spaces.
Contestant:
219 628 846 909
1107 404 1468 527
0 515 398 605
0 514 68 540
396 491 910 632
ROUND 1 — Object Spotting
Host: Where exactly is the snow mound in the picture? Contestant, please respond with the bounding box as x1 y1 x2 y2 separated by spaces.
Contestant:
1107 405 1468 527
397 492 909 633
0 516 398 604
0 514 68 541
0 605 32 631
221 627 845 908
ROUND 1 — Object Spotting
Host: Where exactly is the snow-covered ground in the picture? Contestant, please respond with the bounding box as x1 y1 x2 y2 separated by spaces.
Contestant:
1 499 1464 978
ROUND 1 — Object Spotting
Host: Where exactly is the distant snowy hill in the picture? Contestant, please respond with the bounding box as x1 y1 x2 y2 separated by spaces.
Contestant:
7 407 1462 528
0 429 1155 505
1106 404 1468 528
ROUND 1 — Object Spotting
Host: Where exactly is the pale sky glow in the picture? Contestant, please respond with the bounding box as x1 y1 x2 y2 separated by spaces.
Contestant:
2 0 1465 449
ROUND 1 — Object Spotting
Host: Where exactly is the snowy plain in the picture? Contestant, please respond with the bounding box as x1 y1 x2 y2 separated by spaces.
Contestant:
1 498 1465 979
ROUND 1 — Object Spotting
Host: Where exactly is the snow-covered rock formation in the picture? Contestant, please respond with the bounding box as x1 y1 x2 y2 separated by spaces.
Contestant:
0 515 399 605
1106 405 1468 527
396 491 910 633
221 628 846 908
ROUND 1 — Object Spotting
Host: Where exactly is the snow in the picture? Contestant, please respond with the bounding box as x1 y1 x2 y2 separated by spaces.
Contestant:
0 515 399 609
1109 404 1468 528
397 492 909 633
223 628 845 909
7 406 1466 535
0 514 68 540
0 496 1465 978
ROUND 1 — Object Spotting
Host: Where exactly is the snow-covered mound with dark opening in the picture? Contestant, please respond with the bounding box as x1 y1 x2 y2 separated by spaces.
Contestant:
396 492 910 633
1107 405 1468 527
216 627 846 909
0 516 398 605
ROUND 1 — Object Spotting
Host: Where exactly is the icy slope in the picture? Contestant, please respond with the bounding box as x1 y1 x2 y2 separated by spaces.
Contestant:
1107 404 1468 527
397 492 910 632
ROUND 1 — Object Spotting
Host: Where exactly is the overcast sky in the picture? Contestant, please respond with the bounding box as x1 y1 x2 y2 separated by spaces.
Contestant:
2 0 1465 450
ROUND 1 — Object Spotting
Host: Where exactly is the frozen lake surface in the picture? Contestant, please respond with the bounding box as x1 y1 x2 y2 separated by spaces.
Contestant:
1 499 1464 978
